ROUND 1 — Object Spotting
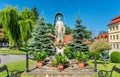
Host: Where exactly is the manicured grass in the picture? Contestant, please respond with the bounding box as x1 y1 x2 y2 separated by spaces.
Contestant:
0 49 26 55
88 60 120 77
0 60 35 77
1 59 119 77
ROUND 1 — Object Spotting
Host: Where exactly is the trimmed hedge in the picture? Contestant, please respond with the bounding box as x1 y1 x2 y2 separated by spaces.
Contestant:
110 52 120 63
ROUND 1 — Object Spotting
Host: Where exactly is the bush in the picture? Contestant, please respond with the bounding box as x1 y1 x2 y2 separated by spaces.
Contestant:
34 51 48 61
64 47 74 59
110 52 120 63
52 53 67 67
88 51 101 59
75 51 87 62
100 51 110 60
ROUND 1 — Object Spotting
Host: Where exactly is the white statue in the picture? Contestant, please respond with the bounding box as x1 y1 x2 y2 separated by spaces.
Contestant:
55 16 65 43
55 16 65 55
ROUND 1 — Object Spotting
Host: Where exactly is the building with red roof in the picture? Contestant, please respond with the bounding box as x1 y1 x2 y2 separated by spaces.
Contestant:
108 15 120 53
64 35 91 45
108 15 120 26
64 35 73 44
95 33 108 42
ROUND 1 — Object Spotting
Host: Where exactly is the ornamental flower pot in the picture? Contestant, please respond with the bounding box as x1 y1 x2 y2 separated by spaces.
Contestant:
54 53 67 71
34 51 48 68
75 52 87 68
57 64 64 70
78 62 85 68
37 61 43 68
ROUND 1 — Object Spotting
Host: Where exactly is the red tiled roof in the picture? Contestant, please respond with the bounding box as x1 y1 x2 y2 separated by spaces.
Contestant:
64 35 72 44
82 38 91 44
64 35 91 45
108 15 120 26
95 33 108 39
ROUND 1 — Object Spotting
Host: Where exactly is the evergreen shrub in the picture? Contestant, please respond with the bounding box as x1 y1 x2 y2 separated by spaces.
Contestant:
110 52 120 63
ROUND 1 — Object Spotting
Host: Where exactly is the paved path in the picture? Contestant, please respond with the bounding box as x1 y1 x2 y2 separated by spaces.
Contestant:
0 55 26 64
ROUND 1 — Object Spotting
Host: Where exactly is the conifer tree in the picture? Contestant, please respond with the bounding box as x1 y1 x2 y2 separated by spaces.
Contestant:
71 15 89 52
28 16 55 55
32 7 39 23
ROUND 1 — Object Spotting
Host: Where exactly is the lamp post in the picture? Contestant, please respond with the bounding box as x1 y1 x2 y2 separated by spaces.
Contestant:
94 52 97 72
25 43 29 72
26 50 29 72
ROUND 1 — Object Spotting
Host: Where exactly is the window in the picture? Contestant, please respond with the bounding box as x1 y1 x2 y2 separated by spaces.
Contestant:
117 44 119 49
116 26 118 30
116 35 119 40
110 28 112 31
113 44 115 49
113 27 115 30
113 35 115 40
110 35 112 40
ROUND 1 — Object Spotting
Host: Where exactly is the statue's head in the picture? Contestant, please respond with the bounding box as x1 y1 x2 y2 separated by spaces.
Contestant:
58 16 62 21
54 12 64 25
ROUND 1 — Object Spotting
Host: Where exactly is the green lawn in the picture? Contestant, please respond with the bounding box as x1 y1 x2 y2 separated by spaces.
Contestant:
88 60 120 77
0 49 26 55
0 60 35 77
0 59 120 77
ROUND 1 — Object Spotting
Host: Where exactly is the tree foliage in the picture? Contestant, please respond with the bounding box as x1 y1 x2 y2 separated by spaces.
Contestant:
0 7 21 47
65 26 73 35
90 39 111 65
0 7 35 49
19 8 34 42
28 16 55 55
89 39 111 52
46 23 55 35
32 7 39 23
70 15 90 52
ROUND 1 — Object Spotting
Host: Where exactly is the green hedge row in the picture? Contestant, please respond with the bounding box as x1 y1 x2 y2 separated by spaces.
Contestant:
110 52 120 63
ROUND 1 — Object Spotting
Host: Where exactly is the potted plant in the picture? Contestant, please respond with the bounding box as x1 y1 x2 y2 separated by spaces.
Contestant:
54 53 67 71
34 51 48 68
64 46 73 59
75 51 87 68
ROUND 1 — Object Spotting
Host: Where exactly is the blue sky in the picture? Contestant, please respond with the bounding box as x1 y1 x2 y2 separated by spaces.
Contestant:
0 0 120 36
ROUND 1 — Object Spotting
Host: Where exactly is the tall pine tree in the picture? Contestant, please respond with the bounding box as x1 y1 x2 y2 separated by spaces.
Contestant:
28 16 55 55
71 15 89 52
32 7 39 23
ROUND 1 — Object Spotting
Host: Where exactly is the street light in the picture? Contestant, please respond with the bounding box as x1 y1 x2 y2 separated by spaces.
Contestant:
94 52 97 72
26 50 29 72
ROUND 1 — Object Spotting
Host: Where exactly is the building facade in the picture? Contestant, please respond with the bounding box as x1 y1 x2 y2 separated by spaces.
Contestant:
108 15 120 53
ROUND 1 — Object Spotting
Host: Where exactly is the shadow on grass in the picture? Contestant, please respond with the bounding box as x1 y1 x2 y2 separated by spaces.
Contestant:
91 61 104 64
19 48 27 52
9 47 27 53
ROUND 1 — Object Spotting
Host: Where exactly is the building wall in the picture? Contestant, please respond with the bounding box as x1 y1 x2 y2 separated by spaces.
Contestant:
108 22 120 53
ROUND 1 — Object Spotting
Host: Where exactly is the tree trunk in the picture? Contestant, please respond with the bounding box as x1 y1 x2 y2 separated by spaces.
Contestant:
16 43 20 50
103 56 107 66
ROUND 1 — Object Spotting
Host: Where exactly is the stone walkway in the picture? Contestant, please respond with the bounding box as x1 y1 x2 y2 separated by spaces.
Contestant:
0 55 26 64
25 59 97 77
